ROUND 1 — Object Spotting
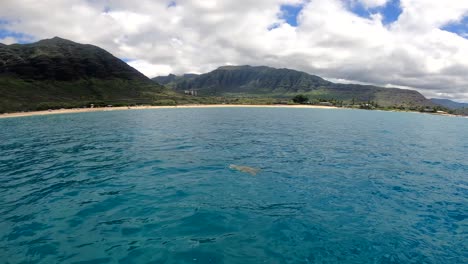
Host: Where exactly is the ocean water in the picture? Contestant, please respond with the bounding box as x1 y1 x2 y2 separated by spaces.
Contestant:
0 108 466 264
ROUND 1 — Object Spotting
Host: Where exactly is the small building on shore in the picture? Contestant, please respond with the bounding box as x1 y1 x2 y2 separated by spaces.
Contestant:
184 89 198 96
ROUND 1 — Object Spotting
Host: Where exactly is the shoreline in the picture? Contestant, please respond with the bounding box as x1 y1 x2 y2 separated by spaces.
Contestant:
0 104 339 119
0 104 464 119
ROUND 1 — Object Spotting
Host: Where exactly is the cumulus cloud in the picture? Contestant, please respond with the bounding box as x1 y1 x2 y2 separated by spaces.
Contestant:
127 60 173 77
355 0 390 8
0 0 467 101
0 36 17 45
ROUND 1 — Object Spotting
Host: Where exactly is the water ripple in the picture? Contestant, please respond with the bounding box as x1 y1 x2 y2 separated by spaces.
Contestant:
0 108 467 263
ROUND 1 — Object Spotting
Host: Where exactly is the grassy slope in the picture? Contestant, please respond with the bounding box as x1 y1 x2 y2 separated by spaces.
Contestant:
0 77 205 113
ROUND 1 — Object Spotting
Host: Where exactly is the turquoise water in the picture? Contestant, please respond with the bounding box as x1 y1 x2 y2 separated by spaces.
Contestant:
0 108 467 263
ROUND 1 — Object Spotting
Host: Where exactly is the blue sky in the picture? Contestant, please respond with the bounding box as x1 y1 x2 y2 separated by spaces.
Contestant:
0 30 33 44
280 4 304 27
350 0 402 25
442 17 468 38
280 0 403 27
0 19 32 43
168 1 177 8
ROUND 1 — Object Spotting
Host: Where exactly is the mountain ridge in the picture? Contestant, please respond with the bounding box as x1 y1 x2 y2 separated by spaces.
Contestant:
153 65 435 107
0 36 149 81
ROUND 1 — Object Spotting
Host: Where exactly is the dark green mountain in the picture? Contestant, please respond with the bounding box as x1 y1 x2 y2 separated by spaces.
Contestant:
153 73 198 85
154 65 435 107
153 74 178 85
154 65 329 94
430 98 468 110
0 37 175 113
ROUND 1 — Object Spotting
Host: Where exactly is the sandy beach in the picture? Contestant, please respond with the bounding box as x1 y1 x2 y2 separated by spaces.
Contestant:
0 104 339 119
1 104 465 119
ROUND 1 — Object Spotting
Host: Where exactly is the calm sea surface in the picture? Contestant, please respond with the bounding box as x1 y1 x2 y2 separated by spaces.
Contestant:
0 108 467 263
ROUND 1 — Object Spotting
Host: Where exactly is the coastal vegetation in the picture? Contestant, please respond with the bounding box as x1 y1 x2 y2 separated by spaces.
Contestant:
292 94 309 104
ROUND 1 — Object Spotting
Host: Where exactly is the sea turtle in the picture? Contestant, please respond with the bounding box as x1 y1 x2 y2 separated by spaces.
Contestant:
229 164 260 176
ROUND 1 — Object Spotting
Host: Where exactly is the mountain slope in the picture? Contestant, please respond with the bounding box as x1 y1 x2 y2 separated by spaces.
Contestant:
153 73 199 85
155 65 330 94
155 65 434 107
0 37 173 113
430 98 468 110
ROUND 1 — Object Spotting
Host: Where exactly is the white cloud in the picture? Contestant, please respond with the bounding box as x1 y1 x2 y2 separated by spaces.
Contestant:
104 11 152 34
0 0 468 101
395 0 468 31
127 60 173 77
356 0 390 8
0 36 18 45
